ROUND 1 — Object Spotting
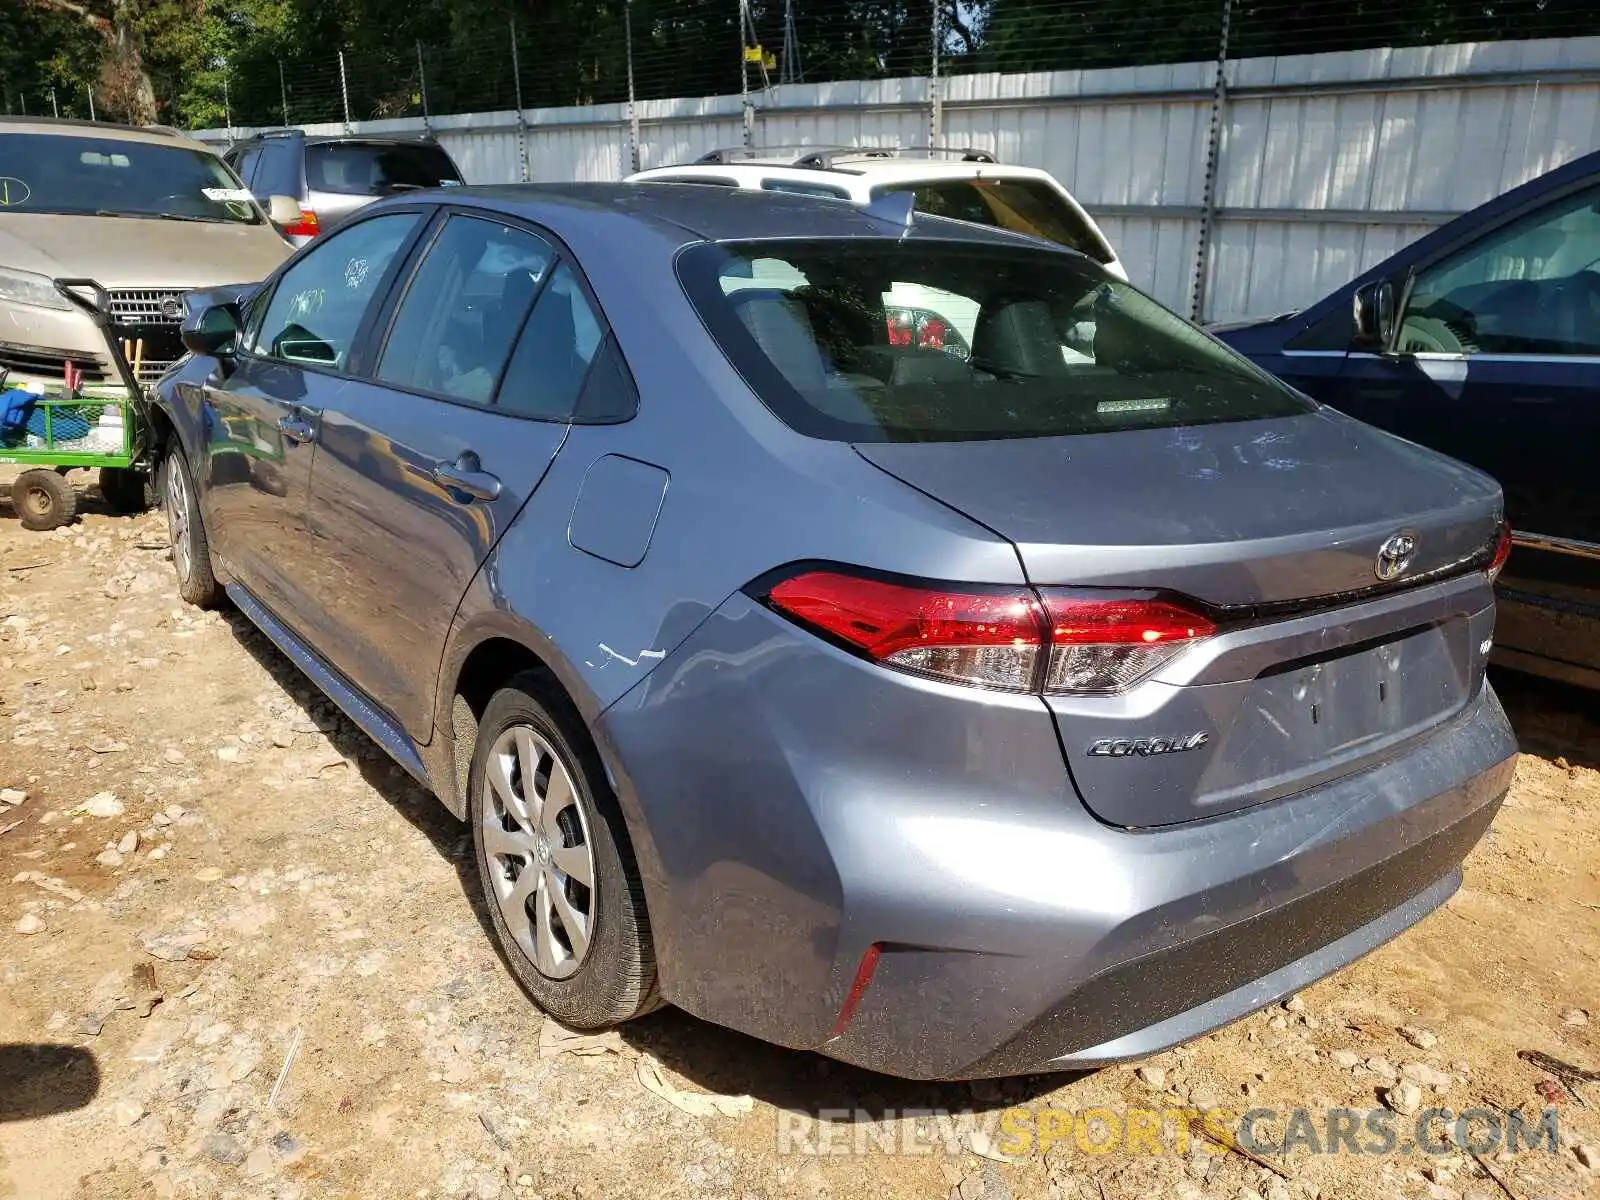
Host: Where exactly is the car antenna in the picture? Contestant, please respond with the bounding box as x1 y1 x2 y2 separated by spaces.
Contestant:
863 190 915 237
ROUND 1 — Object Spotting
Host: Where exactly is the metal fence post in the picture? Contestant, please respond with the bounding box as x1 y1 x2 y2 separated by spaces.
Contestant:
417 40 431 130
739 0 754 150
511 18 530 182
223 65 233 137
338 49 352 130
50 88 59 118
1190 0 1234 323
625 0 642 173
279 60 290 125
929 0 943 146
85 83 95 121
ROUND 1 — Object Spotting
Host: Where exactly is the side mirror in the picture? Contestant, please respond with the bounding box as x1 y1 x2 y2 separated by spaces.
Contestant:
181 302 241 358
1353 280 1396 349
266 194 303 227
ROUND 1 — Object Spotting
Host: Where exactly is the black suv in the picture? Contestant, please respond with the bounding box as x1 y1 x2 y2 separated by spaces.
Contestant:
223 129 463 245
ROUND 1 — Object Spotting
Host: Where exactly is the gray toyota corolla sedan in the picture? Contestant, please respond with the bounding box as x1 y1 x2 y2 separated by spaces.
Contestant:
150 183 1517 1079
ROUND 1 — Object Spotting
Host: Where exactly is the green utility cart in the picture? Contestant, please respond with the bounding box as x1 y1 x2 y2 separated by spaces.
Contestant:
0 279 155 531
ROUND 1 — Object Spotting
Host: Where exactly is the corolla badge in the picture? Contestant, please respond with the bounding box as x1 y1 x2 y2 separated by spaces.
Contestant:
1088 732 1209 758
1375 532 1418 581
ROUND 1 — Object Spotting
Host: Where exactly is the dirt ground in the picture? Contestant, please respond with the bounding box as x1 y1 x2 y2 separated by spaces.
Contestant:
0 470 1597 1200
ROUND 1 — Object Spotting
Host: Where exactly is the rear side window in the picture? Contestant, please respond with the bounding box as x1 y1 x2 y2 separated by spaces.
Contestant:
878 179 1112 264
377 215 554 404
234 146 263 189
308 142 462 196
678 239 1310 443
763 179 850 200
496 263 605 420
641 175 739 187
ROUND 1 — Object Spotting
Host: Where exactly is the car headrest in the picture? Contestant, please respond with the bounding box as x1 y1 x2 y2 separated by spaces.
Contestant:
971 300 1069 377
731 290 828 393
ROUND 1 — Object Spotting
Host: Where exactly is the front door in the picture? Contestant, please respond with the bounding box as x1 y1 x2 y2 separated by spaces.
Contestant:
1332 180 1600 677
300 213 608 740
201 210 425 622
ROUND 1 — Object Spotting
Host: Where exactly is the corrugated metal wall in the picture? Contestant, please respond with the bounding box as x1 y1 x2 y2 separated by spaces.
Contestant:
192 35 1600 323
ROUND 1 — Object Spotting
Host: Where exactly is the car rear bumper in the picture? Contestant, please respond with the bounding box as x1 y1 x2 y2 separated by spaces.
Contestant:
598 595 1516 1080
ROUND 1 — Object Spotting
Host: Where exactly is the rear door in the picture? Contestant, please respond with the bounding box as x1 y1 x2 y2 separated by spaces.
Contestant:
299 211 609 739
200 209 425 623
1333 178 1600 679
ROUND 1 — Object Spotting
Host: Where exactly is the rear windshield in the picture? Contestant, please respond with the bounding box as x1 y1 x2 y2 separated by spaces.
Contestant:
306 142 461 196
872 179 1112 263
0 132 260 224
678 239 1311 443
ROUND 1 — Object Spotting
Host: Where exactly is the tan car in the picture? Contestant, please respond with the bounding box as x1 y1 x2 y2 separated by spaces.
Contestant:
0 117 297 389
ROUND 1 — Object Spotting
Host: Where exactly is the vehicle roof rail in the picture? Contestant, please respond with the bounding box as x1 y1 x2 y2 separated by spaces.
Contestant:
689 144 857 167
843 144 998 164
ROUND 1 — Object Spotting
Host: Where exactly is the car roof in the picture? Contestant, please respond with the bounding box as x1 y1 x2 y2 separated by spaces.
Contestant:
408 181 1073 252
0 116 211 153
231 129 444 149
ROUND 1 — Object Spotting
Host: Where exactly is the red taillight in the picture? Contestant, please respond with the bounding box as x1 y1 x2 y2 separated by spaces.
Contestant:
767 570 1046 692
281 208 320 238
763 569 1215 695
884 307 953 351
1487 520 1512 582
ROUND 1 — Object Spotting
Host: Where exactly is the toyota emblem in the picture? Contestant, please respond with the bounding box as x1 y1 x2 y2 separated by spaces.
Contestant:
1375 532 1417 581
160 295 184 321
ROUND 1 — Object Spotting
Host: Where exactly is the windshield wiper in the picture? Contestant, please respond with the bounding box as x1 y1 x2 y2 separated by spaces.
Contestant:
91 210 223 223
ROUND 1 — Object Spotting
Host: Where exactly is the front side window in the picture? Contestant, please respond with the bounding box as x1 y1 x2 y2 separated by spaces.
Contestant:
678 239 1309 442
252 212 422 368
0 132 261 224
1398 184 1600 356
876 179 1113 264
377 215 555 404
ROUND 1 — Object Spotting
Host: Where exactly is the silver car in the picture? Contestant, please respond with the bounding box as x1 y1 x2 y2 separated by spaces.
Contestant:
152 184 1517 1079
223 130 463 246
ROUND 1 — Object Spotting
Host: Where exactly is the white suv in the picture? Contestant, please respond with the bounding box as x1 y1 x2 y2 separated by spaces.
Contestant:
628 147 1124 356
628 147 1123 273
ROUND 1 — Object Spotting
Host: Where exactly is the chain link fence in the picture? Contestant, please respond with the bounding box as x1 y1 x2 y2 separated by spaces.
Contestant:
5 0 1598 130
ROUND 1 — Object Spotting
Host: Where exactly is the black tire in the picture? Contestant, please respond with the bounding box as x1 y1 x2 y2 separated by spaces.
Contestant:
469 674 661 1028
97 466 150 514
11 469 76 532
161 447 219 608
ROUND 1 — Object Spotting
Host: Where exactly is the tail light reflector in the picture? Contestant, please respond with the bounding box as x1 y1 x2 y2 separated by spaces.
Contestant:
830 943 882 1037
763 569 1215 695
1487 520 1512 582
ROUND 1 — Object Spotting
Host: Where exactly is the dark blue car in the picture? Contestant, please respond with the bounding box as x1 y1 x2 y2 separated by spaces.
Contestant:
1219 149 1600 691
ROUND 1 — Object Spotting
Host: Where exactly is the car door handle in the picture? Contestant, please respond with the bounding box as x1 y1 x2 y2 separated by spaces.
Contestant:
432 455 502 502
277 411 317 444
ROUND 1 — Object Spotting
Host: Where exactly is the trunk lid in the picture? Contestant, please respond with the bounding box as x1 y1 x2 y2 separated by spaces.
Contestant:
855 409 1503 827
